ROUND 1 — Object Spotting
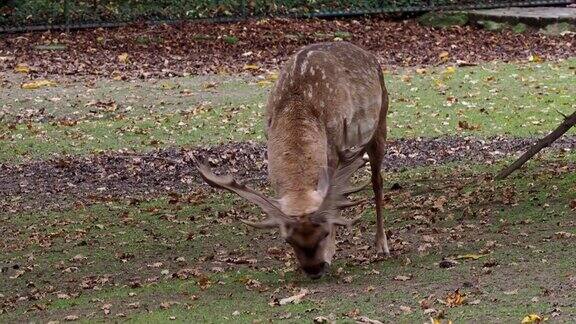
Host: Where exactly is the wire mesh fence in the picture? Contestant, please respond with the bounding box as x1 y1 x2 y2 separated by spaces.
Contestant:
0 0 572 32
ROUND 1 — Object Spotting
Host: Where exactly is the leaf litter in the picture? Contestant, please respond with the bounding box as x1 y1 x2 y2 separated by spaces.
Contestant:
1 136 574 213
1 17 573 80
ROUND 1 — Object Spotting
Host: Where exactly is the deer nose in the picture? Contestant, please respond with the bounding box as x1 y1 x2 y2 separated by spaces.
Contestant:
302 262 329 279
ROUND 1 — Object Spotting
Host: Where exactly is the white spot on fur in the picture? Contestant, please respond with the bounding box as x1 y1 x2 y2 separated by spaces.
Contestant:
300 50 317 75
300 60 308 75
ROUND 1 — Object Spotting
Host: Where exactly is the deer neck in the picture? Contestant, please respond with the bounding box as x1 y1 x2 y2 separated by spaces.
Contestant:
267 115 327 217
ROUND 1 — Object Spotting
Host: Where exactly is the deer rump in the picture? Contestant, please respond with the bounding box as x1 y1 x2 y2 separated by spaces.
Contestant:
195 42 389 279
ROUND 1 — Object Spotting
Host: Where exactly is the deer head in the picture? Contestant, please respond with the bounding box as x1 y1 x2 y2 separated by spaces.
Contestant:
194 124 368 279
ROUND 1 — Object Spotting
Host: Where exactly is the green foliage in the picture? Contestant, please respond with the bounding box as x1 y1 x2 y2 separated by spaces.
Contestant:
478 20 508 31
512 22 528 33
1 0 549 28
542 22 575 35
417 11 469 27
223 35 239 44
333 30 352 40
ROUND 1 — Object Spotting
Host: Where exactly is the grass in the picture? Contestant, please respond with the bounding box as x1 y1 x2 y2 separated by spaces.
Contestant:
1 59 575 162
1 58 575 322
1 156 575 323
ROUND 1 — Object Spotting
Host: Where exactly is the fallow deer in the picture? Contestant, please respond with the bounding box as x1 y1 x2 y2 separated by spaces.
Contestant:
195 42 389 279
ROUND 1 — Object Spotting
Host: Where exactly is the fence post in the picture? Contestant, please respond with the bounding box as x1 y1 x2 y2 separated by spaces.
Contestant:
63 0 70 32
240 0 246 18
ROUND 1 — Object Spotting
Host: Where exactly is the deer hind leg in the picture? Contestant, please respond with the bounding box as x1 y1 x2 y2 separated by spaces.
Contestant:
367 138 390 256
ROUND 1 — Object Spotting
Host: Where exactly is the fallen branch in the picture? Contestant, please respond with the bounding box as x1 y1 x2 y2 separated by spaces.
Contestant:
496 111 576 180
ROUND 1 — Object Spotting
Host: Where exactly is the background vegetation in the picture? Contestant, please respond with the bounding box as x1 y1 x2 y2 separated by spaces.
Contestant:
1 0 570 28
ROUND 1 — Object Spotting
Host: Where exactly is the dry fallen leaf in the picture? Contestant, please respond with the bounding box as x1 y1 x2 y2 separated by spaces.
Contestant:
14 63 30 73
399 305 412 314
528 54 544 63
9 270 25 279
430 318 453 324
257 80 272 87
356 315 383 324
313 316 332 323
279 289 308 306
266 71 279 80
568 199 576 210
118 53 129 63
102 303 112 315
57 293 71 299
445 289 466 307
21 80 57 89
458 120 481 131
197 276 212 290
554 231 575 239
521 314 545 323
64 315 79 321
439 51 450 62
454 253 486 260
394 275 412 281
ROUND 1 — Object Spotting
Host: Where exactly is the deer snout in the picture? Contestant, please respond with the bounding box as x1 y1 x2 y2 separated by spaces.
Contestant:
302 262 329 279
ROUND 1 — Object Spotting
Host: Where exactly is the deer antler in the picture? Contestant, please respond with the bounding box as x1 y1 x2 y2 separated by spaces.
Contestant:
193 157 290 229
317 119 370 226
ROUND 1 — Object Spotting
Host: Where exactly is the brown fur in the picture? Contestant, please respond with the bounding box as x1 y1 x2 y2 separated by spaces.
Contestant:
196 42 390 278
266 42 387 217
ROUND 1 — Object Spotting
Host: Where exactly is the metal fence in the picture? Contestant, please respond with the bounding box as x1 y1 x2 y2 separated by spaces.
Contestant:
0 0 572 32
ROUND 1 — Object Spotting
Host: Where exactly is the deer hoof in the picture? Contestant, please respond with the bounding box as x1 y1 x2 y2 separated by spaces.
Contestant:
376 250 391 258
376 241 390 258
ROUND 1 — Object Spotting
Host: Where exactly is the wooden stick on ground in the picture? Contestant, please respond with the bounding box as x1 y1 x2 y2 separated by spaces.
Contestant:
495 111 576 180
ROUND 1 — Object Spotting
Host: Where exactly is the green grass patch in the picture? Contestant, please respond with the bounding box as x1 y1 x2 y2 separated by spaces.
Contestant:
1 59 575 162
2 157 575 322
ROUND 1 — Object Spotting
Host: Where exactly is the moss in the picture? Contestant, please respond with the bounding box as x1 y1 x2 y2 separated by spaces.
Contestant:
512 22 528 33
542 22 575 35
478 20 508 31
417 11 469 27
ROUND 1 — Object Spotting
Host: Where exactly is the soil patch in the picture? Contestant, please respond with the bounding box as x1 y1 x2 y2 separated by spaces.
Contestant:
1 135 574 213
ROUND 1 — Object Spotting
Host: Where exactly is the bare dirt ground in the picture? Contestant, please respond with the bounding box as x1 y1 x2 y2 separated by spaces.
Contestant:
1 136 574 213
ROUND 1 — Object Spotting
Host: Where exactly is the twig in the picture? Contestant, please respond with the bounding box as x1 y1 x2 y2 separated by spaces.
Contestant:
495 110 576 180
555 109 568 119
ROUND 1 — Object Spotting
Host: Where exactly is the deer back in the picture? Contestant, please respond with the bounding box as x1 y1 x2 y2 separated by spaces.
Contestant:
265 42 387 215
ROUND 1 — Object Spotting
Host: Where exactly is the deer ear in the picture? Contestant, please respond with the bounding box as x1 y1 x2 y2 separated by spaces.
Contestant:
315 167 330 200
